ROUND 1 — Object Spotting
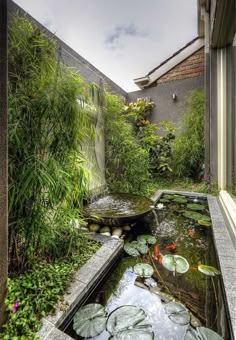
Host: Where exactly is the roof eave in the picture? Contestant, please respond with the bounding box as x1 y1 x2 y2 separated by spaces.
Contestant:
133 76 150 89
142 38 205 88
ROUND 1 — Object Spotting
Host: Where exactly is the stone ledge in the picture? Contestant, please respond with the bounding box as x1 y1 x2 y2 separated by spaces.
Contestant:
38 236 123 339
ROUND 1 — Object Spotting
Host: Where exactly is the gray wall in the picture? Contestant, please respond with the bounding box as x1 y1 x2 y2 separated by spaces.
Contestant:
8 1 127 98
128 76 204 129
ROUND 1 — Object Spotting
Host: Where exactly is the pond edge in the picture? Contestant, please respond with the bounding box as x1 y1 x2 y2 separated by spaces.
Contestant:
37 235 123 340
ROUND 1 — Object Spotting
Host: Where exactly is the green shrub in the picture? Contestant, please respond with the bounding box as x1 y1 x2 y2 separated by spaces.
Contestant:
0 240 100 339
139 121 175 176
104 93 150 194
172 90 205 178
8 15 94 271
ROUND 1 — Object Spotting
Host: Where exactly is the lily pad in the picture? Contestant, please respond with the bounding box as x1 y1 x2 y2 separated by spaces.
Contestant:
198 264 220 276
185 327 224 340
162 255 189 274
73 303 107 338
110 329 154 340
162 195 175 200
197 219 211 227
165 302 190 325
174 197 188 204
183 211 205 221
137 235 156 245
187 203 205 211
106 305 151 337
134 263 154 278
197 327 224 339
199 215 211 222
124 241 149 256
159 198 170 203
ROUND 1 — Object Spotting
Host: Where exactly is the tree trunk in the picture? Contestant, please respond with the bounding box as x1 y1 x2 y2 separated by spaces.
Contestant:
0 0 8 326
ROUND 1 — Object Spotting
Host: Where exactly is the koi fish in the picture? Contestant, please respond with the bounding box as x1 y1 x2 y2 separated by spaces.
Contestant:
188 228 195 237
166 244 177 250
158 256 163 265
153 245 160 260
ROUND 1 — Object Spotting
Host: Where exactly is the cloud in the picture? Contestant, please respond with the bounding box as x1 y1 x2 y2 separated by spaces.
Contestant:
104 24 149 49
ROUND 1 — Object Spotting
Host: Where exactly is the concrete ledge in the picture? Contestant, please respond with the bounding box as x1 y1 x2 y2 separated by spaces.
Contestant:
152 190 236 339
38 236 123 339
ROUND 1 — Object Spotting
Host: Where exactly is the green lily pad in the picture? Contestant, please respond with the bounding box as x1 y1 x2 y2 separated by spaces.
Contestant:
174 197 188 204
73 303 107 338
162 255 189 274
185 327 224 340
134 263 154 278
183 211 205 221
187 203 205 211
199 215 211 222
137 235 156 245
197 327 224 339
110 329 154 340
198 265 220 276
197 219 211 227
165 302 190 325
124 241 149 257
106 305 152 338
159 198 170 203
162 195 175 200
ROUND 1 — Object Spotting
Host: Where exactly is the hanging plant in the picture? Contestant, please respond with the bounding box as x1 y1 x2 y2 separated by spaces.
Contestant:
162 255 189 274
164 302 190 325
134 263 154 278
106 305 153 339
137 234 156 245
73 304 107 338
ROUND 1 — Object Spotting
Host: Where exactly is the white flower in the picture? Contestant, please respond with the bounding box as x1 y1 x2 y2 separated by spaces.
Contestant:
157 203 164 209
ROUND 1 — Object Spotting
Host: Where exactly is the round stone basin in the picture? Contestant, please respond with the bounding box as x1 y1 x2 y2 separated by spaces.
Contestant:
84 193 154 226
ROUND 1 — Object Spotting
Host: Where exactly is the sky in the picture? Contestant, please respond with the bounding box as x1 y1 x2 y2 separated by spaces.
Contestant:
14 0 197 92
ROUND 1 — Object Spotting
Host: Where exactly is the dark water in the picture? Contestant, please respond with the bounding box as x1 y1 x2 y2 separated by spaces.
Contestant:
64 194 231 340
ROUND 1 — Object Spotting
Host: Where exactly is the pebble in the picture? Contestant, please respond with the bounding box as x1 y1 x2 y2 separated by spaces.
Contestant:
89 223 100 232
112 228 122 237
100 226 111 233
101 232 111 236
123 225 131 231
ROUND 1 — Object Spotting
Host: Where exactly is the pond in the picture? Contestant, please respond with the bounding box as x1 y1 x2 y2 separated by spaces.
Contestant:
63 193 231 340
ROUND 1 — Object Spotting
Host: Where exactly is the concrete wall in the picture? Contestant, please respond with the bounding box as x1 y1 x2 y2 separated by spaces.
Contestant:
8 1 127 99
128 75 204 128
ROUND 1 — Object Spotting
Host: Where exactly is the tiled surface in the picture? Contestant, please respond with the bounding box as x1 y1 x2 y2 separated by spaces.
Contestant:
38 237 123 339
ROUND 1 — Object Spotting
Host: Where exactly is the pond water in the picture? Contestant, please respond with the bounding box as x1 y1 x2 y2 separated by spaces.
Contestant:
64 194 231 340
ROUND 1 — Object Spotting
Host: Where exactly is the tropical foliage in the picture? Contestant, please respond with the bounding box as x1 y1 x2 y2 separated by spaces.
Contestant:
104 93 150 194
172 90 205 179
